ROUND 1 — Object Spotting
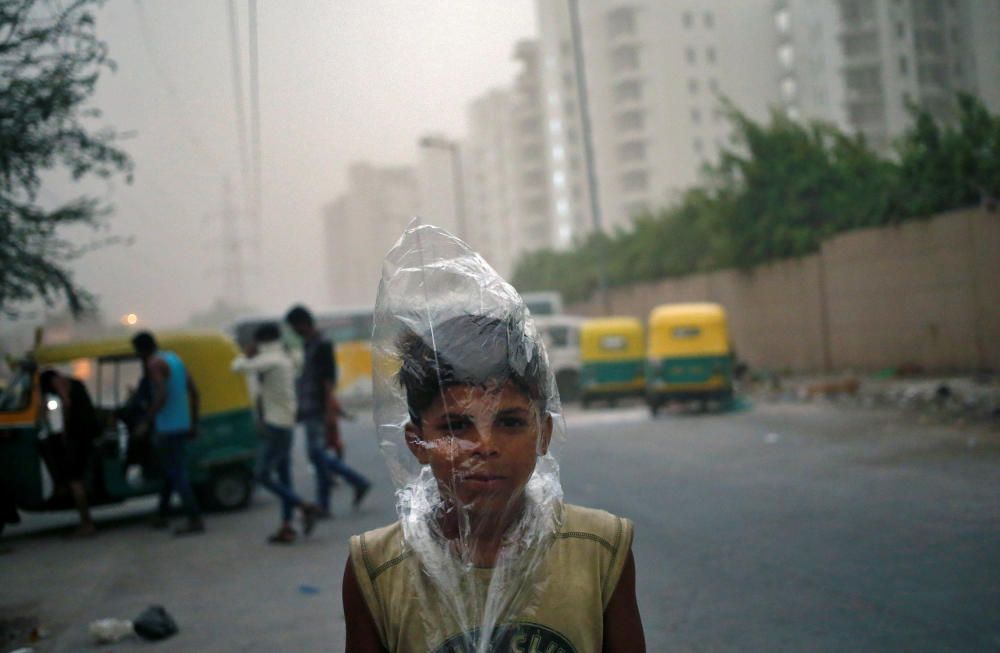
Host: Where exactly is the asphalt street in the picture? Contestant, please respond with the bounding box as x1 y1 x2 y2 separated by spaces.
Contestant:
2 400 999 652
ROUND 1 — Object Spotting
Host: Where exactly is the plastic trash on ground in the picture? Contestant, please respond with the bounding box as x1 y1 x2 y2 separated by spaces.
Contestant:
88 618 134 644
371 221 566 652
132 605 178 641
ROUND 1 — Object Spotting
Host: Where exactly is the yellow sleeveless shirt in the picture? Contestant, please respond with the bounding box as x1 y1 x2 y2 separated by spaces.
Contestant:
349 503 634 653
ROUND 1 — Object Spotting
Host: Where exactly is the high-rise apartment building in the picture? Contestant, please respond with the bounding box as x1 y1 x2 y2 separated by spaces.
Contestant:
461 39 554 277
535 1 596 248
537 0 778 235
463 87 516 277
837 0 1000 150
323 163 418 306
773 0 850 129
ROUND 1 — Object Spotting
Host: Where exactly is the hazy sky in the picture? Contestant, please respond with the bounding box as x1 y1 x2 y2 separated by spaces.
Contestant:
52 0 535 327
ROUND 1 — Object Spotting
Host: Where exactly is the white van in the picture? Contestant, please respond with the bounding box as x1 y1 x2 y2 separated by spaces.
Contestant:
533 315 584 403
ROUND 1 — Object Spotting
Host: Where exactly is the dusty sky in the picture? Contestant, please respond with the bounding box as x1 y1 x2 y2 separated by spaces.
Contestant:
50 0 535 327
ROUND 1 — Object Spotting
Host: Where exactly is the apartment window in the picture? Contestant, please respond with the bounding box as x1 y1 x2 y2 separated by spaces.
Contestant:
706 47 716 64
551 145 566 161
896 22 905 38
686 46 697 64
778 44 794 69
704 11 714 28
621 170 649 193
564 100 576 115
614 79 643 102
693 137 703 153
549 118 562 134
522 144 543 161
607 7 637 38
611 45 641 73
775 9 790 32
781 77 797 100
552 170 567 188
708 78 719 93
560 40 572 57
562 72 574 88
899 56 908 75
615 110 645 132
519 117 541 133
691 108 702 123
688 78 699 94
617 140 647 163
683 11 693 28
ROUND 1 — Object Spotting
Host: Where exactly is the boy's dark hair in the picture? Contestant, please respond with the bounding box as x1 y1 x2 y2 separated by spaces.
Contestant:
131 331 158 356
254 322 282 343
396 314 549 424
284 305 314 328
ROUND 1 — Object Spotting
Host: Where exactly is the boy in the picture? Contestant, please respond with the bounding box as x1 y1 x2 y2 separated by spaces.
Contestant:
342 313 645 653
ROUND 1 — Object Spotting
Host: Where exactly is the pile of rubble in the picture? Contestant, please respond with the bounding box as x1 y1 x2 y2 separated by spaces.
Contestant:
747 371 1000 425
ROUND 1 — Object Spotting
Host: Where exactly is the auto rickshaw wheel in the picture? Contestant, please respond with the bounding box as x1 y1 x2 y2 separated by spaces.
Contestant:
201 467 253 511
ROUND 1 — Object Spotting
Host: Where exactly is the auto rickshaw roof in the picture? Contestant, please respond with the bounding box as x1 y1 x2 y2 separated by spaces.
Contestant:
649 302 727 325
33 330 233 364
580 316 644 334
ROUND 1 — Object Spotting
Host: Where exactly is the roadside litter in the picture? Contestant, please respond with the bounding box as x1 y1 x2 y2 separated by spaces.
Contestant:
88 605 178 644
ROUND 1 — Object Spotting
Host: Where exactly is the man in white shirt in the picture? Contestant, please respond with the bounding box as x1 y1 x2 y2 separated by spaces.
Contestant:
232 323 320 544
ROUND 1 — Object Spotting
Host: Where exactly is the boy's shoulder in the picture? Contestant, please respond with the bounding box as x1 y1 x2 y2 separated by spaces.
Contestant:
559 503 632 553
351 521 411 581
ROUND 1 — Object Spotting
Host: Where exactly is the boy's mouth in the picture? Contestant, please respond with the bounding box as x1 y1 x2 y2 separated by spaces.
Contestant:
456 472 507 487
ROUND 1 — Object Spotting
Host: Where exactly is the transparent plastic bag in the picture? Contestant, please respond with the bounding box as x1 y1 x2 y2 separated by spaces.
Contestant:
371 220 566 652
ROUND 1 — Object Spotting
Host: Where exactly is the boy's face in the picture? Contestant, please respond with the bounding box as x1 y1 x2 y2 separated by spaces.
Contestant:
405 380 552 517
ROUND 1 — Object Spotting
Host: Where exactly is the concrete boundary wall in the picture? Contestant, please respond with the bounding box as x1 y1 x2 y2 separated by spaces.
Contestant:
566 208 1000 372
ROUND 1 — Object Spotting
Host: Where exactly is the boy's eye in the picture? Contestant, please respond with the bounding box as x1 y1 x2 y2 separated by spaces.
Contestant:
438 417 472 432
497 416 528 429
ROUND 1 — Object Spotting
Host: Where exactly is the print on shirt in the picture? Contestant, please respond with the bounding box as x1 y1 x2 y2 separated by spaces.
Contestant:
431 622 577 653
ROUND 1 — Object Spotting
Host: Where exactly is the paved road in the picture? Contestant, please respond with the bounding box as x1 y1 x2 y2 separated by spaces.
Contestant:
3 401 999 652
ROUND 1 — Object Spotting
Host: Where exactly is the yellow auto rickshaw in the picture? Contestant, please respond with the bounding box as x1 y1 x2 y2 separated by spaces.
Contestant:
645 303 733 415
0 331 258 534
579 317 645 408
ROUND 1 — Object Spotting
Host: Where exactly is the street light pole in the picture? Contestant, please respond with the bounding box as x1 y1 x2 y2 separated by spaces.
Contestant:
419 136 467 241
568 0 611 314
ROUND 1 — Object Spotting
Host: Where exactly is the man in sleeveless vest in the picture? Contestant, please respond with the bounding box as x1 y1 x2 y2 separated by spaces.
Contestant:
132 331 205 536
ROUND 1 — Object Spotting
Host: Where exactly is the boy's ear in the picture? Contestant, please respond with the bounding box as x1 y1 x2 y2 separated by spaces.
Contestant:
405 421 430 465
538 413 553 456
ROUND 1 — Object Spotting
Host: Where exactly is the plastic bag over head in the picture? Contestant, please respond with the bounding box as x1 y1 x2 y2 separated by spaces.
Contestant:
372 220 565 652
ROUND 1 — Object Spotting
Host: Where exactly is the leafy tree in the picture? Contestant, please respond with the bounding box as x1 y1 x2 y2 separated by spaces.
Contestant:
890 93 1000 218
1 0 132 317
512 94 998 303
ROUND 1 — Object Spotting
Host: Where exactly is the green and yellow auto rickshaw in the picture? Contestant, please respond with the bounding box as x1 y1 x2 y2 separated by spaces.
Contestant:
0 331 258 534
579 317 645 408
645 303 734 415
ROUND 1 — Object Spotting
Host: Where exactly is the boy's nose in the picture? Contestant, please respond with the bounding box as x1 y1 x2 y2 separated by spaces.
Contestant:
470 425 499 458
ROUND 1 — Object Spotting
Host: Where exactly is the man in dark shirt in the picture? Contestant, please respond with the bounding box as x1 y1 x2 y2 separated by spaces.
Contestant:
39 369 100 536
285 305 371 517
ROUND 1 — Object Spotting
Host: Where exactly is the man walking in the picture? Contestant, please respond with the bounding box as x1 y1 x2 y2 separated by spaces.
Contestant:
232 323 320 543
284 305 371 518
132 331 205 536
